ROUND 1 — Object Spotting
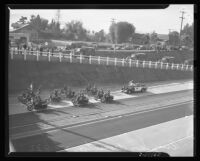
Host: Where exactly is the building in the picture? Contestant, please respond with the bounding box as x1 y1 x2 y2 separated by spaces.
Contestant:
9 24 39 45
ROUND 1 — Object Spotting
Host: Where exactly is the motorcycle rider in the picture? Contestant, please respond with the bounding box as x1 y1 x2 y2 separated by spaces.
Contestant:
105 90 111 97
129 80 135 86
63 84 68 91
54 89 59 97
97 89 102 98
86 83 92 91
99 89 104 97
27 83 35 98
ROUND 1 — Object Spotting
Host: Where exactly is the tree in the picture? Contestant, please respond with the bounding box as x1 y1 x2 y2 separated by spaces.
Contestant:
64 20 87 41
11 22 22 29
92 30 106 42
168 31 180 46
150 31 158 44
131 33 150 45
180 23 193 47
48 20 61 33
109 22 135 44
11 16 28 29
142 34 150 45
29 15 49 31
116 22 135 43
109 23 117 43
18 16 28 24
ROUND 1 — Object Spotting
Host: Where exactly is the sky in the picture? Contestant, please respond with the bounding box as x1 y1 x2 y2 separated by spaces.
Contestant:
9 4 194 34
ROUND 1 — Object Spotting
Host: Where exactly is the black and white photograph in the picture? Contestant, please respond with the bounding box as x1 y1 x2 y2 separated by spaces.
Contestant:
8 4 194 156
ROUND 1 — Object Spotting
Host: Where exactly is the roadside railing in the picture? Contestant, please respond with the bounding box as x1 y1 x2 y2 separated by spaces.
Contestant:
9 48 193 72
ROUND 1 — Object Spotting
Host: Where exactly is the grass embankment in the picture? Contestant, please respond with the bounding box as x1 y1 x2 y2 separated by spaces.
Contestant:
9 59 193 93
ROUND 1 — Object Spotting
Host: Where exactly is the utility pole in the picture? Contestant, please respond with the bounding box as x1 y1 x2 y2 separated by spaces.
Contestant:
179 11 185 37
179 10 185 47
55 10 61 24
111 18 116 53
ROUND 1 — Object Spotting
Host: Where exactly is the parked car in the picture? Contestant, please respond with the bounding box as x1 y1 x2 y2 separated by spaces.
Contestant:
158 56 175 63
184 59 193 65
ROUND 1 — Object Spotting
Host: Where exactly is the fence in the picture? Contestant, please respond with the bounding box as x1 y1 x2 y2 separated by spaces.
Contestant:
9 48 193 72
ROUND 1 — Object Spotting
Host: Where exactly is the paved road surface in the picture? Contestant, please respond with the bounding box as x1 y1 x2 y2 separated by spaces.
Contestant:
11 101 193 152
9 90 193 133
64 115 193 156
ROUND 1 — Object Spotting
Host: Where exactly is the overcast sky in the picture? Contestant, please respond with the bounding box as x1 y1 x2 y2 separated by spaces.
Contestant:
9 4 194 34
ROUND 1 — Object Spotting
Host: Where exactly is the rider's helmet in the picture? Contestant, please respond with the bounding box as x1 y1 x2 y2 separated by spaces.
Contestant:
63 84 68 90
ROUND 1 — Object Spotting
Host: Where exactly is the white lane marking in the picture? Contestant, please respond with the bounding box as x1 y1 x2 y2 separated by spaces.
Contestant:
149 135 193 152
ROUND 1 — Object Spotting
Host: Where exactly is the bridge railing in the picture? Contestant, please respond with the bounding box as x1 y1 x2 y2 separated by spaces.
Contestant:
9 48 193 72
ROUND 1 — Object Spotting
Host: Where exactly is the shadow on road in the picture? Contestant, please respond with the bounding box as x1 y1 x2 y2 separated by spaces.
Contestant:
111 100 129 106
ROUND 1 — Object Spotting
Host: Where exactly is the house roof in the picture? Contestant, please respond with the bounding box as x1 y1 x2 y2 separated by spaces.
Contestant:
10 24 31 32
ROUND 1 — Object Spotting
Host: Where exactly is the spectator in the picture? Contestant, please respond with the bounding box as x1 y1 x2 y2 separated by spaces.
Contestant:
17 45 20 54
23 43 27 50
51 48 54 56
40 46 43 56
27 46 29 54
30 47 34 55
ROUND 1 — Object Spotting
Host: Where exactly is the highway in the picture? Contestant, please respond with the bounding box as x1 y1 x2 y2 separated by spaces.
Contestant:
10 100 193 152
9 80 193 154
9 89 193 133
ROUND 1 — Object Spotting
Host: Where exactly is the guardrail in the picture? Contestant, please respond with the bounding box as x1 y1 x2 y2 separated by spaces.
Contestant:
9 48 193 72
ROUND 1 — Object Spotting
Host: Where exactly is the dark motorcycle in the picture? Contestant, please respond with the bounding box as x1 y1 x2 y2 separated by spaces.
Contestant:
26 96 49 111
71 93 89 106
100 93 114 103
94 89 104 100
49 89 62 102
